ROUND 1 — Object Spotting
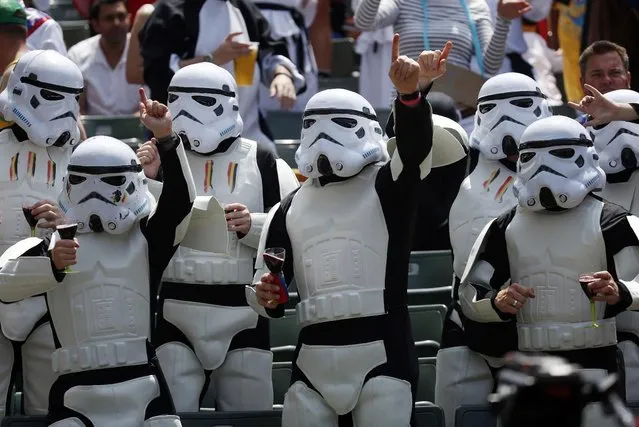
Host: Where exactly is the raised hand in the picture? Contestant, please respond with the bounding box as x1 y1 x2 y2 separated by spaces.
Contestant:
136 138 161 179
139 88 172 139
497 0 532 20
568 84 637 127
51 238 79 271
418 40 452 89
388 33 420 95
212 32 252 65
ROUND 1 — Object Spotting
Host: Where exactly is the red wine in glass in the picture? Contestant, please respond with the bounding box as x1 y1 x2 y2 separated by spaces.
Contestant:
578 273 599 328
22 205 38 237
57 223 78 273
263 247 288 304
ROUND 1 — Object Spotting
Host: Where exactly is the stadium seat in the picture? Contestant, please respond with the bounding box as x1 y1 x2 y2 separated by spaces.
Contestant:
454 405 496 427
265 111 302 140
270 309 299 362
272 361 292 405
331 38 356 78
59 20 90 49
318 76 359 93
274 139 299 167
416 357 437 403
183 411 283 427
415 339 440 357
415 403 445 427
408 287 453 307
48 0 82 20
1 416 45 427
409 304 447 343
82 115 145 141
408 250 454 289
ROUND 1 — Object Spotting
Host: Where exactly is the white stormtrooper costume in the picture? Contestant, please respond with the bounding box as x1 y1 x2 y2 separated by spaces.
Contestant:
438 72 552 427
153 62 299 412
589 89 639 401
253 0 318 112
0 133 196 427
0 50 82 418
459 116 639 389
245 88 464 427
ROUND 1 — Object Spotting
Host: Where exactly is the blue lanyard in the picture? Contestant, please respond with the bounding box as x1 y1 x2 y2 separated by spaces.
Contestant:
420 0 485 77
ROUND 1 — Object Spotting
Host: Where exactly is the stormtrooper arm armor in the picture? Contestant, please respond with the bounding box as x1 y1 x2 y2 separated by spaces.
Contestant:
239 147 300 249
142 132 196 280
245 192 297 319
600 206 639 313
0 237 63 302
459 210 517 323
242 0 306 93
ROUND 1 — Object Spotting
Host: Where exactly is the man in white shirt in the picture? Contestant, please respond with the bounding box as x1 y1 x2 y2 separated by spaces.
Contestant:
21 0 67 54
67 0 142 115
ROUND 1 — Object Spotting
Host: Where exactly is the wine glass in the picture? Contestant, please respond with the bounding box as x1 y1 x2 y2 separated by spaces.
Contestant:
56 223 78 273
263 247 288 304
578 273 599 328
22 203 38 237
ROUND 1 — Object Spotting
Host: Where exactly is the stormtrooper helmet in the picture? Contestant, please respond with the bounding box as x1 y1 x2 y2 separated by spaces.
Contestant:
470 73 552 160
0 50 83 148
295 89 386 178
513 116 606 212
58 136 151 234
587 89 639 176
167 62 243 154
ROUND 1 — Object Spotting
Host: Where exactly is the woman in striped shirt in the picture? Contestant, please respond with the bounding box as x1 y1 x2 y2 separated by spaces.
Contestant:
354 0 532 82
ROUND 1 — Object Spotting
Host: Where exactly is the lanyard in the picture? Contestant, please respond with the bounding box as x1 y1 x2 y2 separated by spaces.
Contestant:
420 0 485 77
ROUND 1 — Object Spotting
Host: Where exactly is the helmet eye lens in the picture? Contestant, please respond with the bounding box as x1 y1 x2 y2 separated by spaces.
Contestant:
192 95 216 107
549 148 575 159
101 175 127 186
478 103 496 114
331 117 357 128
68 174 86 185
519 152 536 163
510 98 533 108
40 89 64 101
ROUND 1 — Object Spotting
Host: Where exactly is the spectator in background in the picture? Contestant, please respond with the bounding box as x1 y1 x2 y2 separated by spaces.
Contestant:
310 0 332 76
0 0 28 130
20 0 67 54
125 1 153 84
484 0 553 77
139 0 304 155
554 0 586 103
580 41 631 95
252 0 319 112
68 0 143 115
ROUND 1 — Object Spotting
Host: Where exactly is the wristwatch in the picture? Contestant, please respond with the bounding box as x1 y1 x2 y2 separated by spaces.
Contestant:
399 91 420 101
204 53 214 63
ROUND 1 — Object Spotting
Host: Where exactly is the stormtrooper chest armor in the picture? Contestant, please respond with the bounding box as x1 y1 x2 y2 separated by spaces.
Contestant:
286 165 390 327
505 197 616 352
449 157 517 278
600 170 639 216
47 228 151 375
0 130 69 253
163 138 264 285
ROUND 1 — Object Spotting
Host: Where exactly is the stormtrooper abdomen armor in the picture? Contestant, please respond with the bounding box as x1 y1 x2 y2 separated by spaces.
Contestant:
286 165 389 326
47 230 151 375
506 197 613 351
163 139 263 285
449 156 517 279
0 129 69 341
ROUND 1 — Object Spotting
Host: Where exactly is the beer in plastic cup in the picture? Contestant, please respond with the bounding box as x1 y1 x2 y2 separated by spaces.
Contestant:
234 42 259 86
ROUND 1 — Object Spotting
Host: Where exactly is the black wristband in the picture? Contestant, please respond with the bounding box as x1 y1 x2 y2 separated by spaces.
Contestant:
273 72 294 83
399 91 420 101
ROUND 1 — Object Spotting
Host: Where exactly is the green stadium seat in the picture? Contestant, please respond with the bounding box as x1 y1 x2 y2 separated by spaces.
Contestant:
318 76 359 93
81 115 145 141
416 357 437 403
0 416 45 427
272 361 292 405
408 250 454 289
408 288 453 307
409 304 447 343
270 309 299 362
454 405 496 427
415 340 440 357
59 20 90 49
265 111 302 140
274 139 299 168
48 0 82 20
331 38 356 78
415 403 445 427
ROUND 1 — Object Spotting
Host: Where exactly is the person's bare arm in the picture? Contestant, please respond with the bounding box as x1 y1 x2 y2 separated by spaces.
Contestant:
126 3 155 85
78 89 88 116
